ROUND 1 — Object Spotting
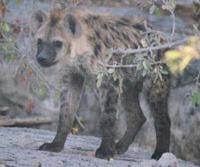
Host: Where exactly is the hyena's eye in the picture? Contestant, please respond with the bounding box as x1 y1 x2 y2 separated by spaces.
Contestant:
53 40 63 48
37 38 43 45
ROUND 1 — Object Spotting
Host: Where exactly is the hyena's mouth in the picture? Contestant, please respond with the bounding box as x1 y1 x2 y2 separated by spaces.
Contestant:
37 60 58 68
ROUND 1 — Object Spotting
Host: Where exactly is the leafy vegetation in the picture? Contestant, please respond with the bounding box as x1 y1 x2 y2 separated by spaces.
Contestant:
164 36 200 74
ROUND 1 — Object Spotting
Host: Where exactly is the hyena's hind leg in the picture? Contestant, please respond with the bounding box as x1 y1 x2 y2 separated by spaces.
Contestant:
144 76 171 160
95 78 119 159
116 79 146 154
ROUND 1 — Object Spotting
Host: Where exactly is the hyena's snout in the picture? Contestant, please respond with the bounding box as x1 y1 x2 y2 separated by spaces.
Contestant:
36 39 62 67
36 51 56 67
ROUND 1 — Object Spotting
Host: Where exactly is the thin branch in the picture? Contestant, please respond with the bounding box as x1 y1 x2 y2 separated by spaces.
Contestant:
112 38 188 54
15 50 61 92
170 10 176 40
196 72 200 87
73 0 82 6
75 114 85 130
97 60 165 69
159 0 176 40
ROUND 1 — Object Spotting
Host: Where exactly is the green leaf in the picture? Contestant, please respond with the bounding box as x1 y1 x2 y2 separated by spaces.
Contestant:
4 54 16 62
160 69 169 75
53 90 60 102
136 63 143 71
142 60 152 71
0 22 10 33
149 4 156 14
38 84 48 99
158 71 163 81
16 0 22 5
142 70 147 77
192 91 200 106
112 71 118 81
96 73 103 88
108 68 115 74
105 49 113 63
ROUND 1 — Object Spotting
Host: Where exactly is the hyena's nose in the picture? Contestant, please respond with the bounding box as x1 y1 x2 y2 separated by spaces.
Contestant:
36 53 56 67
36 54 51 67
37 55 46 63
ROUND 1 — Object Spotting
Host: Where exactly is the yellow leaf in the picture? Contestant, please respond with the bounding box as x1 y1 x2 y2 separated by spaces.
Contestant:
164 50 181 61
170 64 179 74
182 46 197 57
179 56 193 72
164 36 200 74
71 127 79 134
189 36 199 45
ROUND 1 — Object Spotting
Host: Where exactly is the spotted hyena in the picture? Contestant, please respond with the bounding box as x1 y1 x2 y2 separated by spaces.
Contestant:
31 7 171 160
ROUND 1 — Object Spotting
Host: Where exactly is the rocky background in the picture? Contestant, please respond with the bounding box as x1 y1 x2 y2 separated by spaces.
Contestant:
0 0 200 166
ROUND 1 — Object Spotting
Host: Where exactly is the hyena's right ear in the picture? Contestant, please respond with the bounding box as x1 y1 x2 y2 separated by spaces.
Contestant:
64 14 82 38
31 10 47 33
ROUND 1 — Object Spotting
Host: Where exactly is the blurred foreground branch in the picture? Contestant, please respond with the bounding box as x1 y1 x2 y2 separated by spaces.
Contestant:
112 38 188 54
0 117 52 127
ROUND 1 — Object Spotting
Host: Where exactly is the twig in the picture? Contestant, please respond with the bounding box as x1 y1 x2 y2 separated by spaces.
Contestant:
75 114 85 130
159 0 176 40
52 0 82 10
170 10 176 40
15 50 61 92
0 106 8 115
98 60 165 68
112 38 188 54
0 117 52 127
196 72 200 87
73 0 82 7
115 157 138 162
14 48 86 129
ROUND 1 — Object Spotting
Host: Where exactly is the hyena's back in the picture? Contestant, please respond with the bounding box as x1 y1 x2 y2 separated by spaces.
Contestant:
82 13 147 55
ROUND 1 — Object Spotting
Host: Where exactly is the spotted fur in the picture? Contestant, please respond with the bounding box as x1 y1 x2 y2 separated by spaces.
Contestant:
31 7 171 160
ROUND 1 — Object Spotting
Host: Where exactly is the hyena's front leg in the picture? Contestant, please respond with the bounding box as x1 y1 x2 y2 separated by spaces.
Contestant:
39 72 84 152
95 79 118 159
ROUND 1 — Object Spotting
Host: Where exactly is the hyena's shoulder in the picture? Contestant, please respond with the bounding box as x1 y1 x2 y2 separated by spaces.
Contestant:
74 10 149 57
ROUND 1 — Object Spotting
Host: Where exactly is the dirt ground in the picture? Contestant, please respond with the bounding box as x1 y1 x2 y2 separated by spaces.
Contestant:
0 128 199 167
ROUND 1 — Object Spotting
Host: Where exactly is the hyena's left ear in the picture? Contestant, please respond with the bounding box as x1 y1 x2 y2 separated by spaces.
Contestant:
64 14 82 38
31 10 47 33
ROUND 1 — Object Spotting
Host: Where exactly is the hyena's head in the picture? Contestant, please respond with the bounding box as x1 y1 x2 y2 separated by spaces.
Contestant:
31 9 82 67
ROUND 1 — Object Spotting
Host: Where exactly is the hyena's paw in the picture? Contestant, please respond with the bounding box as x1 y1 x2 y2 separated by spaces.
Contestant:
115 142 129 155
151 151 164 160
95 145 116 160
39 142 63 152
